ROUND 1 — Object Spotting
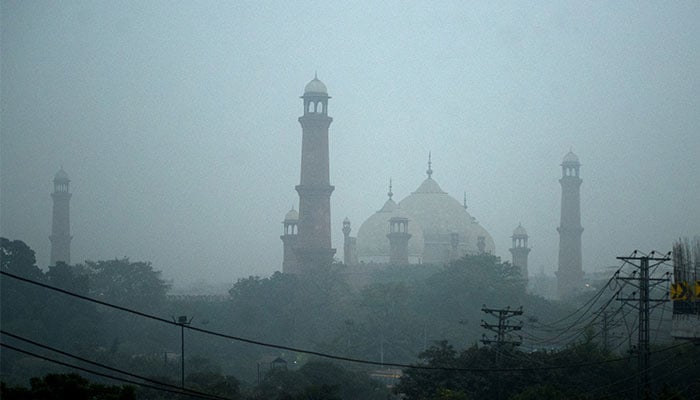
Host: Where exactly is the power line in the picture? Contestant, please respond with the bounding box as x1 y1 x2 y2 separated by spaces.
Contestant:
582 341 693 399
0 270 679 373
0 330 230 400
528 258 630 331
0 343 232 400
616 252 672 399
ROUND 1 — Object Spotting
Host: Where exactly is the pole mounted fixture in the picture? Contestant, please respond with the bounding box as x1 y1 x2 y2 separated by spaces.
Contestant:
172 315 193 389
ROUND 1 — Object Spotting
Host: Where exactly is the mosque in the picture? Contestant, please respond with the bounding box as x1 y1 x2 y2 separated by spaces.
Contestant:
277 75 563 286
43 76 582 298
345 160 496 266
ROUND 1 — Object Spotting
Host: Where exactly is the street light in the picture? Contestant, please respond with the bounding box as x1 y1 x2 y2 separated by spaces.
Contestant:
173 315 193 388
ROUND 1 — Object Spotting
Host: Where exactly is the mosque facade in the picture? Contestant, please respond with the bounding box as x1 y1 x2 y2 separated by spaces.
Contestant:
344 156 497 266
281 76 553 278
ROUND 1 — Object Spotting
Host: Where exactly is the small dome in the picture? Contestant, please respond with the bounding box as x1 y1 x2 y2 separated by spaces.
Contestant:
562 151 580 164
54 167 70 182
513 224 528 237
284 208 299 221
304 75 328 95
357 200 424 263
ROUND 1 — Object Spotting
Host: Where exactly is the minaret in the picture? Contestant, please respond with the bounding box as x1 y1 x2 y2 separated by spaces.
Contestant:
509 224 531 282
556 151 584 299
281 208 299 273
294 75 336 271
50 167 72 265
387 216 411 265
342 217 357 265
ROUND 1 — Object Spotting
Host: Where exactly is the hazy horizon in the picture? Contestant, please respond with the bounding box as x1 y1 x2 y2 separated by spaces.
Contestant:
2 1 699 287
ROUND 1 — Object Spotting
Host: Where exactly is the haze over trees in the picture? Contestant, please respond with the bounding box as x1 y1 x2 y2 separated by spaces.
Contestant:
2 237 696 399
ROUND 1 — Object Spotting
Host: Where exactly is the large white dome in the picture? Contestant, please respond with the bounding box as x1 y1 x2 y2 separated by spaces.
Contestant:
398 177 495 262
355 174 495 265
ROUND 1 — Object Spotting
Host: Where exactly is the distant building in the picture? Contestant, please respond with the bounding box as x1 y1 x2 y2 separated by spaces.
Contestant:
50 167 72 265
509 224 531 282
556 151 584 299
342 217 358 265
280 77 565 276
349 157 496 266
281 208 300 273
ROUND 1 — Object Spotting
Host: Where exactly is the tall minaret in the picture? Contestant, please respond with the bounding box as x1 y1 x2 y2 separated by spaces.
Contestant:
50 167 72 265
509 224 531 282
294 75 336 271
556 151 584 299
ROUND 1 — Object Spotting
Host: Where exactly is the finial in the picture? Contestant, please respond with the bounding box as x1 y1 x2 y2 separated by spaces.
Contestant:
463 192 467 210
388 178 393 200
426 152 433 178
314 71 318 80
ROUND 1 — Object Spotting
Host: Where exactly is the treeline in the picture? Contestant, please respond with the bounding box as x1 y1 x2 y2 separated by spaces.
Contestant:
2 237 696 399
397 339 699 400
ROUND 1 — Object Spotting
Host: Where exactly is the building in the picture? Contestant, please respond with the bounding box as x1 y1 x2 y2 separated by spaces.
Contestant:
280 77 552 275
281 75 336 273
281 207 300 274
556 151 584 299
350 156 496 266
50 167 72 265
509 224 531 282
342 217 358 265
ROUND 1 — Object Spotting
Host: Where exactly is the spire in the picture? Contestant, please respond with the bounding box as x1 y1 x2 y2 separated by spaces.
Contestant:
388 178 393 200
463 192 468 210
314 70 318 80
426 152 433 178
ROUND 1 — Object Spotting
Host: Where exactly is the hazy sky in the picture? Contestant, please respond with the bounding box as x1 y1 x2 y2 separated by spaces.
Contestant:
2 1 699 287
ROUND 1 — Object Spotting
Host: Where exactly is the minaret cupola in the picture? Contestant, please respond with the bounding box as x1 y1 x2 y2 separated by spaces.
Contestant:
302 73 330 116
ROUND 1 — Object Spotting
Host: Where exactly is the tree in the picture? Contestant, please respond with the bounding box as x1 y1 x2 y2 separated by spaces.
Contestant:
0 238 50 371
0 237 43 279
254 361 387 400
83 258 170 311
0 373 135 400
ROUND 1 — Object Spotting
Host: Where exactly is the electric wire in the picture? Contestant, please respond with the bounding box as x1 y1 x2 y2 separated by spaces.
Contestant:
585 341 695 399
582 341 684 398
0 330 231 400
0 343 233 400
0 270 666 373
527 256 633 331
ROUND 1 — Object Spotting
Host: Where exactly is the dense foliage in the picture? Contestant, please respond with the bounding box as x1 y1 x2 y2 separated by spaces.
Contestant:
0 373 135 400
396 339 700 400
2 237 696 399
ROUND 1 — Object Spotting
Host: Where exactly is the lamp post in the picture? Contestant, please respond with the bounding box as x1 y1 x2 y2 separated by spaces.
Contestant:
173 315 192 389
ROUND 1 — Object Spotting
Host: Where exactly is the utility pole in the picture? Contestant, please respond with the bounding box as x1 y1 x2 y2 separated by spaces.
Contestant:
480 305 524 348
174 315 193 389
599 310 623 353
615 251 671 400
480 305 523 400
